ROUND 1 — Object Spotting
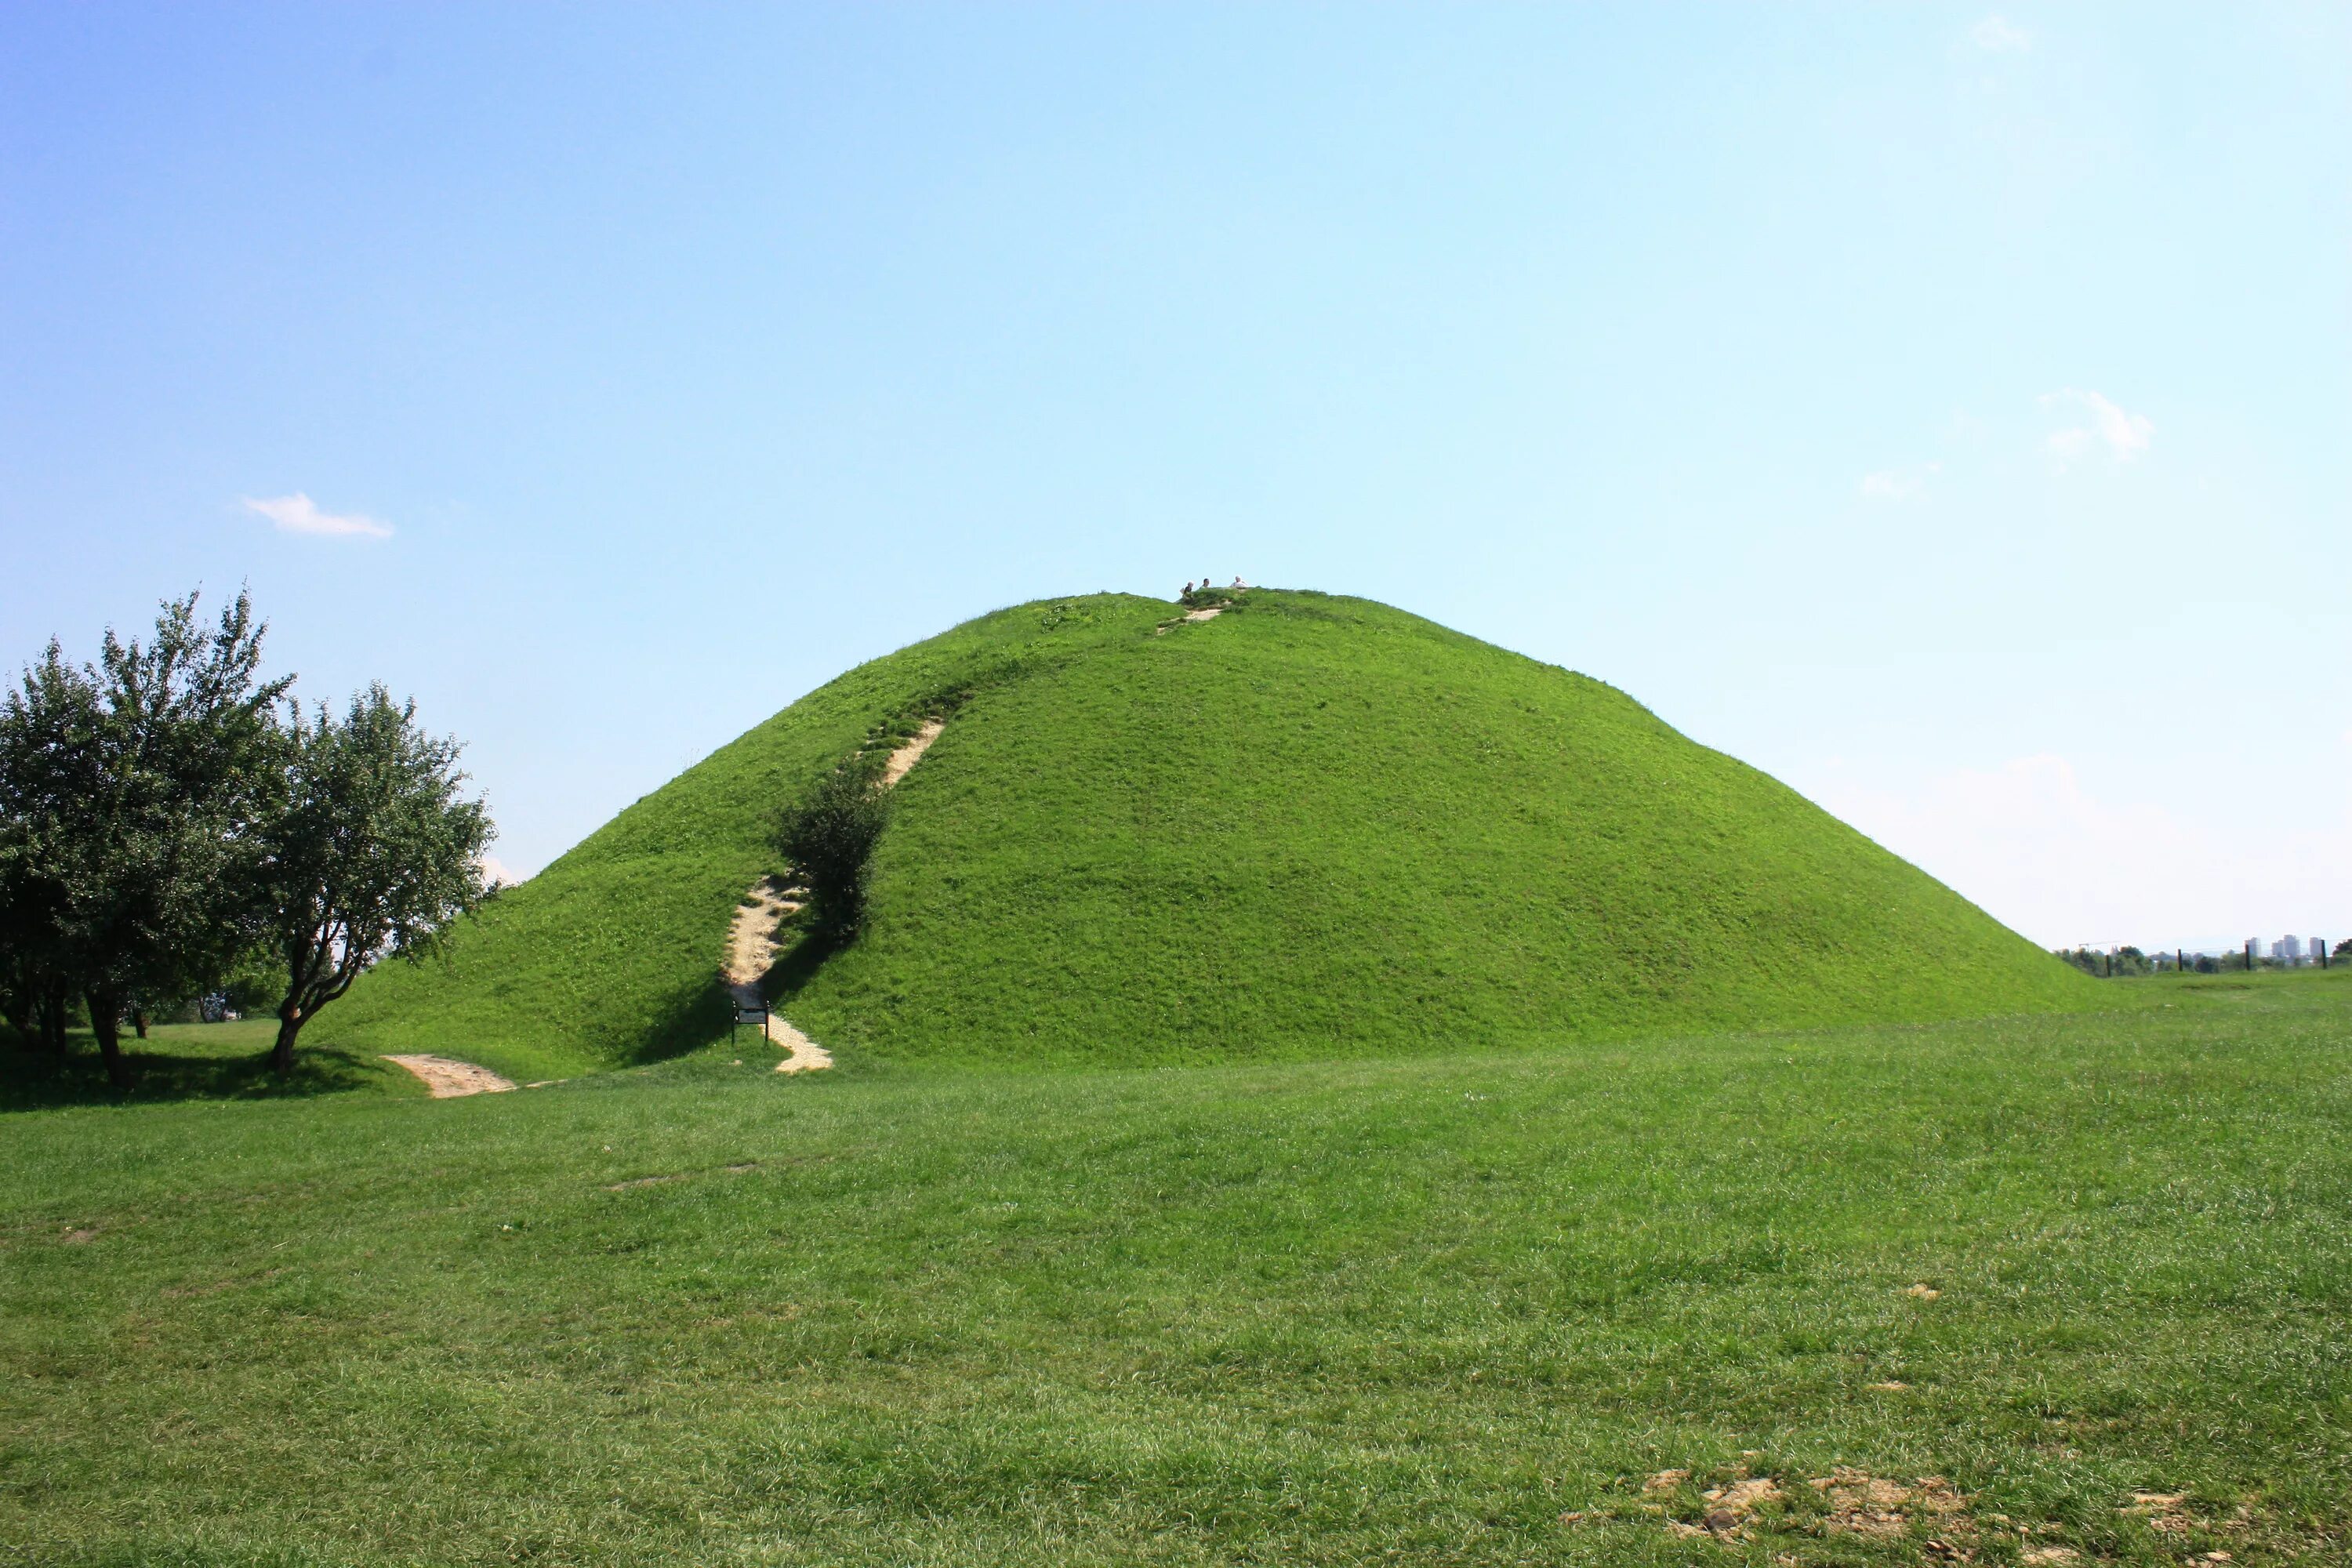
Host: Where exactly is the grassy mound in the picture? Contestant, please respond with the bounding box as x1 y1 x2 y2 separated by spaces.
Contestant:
321 590 2085 1077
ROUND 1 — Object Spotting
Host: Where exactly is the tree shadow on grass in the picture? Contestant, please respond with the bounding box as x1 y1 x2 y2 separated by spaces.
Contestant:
761 924 848 1007
0 1033 392 1113
620 974 739 1069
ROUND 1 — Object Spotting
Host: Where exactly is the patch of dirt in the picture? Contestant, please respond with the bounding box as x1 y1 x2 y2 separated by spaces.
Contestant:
1695 1475 1784 1537
1905 1283 1942 1300
1650 1467 1787 1542
725 876 804 989
1809 1468 1969 1544
1869 1380 1911 1392
383 1054 517 1098
60 1227 97 1244
878 717 946 788
2020 1550 2078 1566
2126 1491 2194 1536
722 877 833 1074
1153 590 1245 634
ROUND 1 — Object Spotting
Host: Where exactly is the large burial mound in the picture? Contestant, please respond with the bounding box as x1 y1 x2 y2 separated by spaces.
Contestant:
321 590 2087 1080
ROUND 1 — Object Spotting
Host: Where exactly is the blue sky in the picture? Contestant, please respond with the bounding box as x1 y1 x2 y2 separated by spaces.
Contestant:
3 3 2344 950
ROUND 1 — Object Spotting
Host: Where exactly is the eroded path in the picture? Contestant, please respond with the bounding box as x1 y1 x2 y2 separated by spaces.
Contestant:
384 1054 517 1098
724 879 832 1073
728 717 949 1074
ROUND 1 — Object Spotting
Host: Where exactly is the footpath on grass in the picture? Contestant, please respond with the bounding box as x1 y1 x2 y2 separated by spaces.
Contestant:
727 716 950 1074
383 1054 517 1098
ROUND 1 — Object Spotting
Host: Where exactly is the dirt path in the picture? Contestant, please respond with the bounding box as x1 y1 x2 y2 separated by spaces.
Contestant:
384 1054 517 1098
1153 593 1243 634
880 717 945 787
728 719 949 1074
724 879 832 1073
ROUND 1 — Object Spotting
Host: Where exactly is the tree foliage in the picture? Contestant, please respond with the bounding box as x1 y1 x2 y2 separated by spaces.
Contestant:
259 686 493 1072
775 769 890 939
0 591 493 1084
1 593 285 1084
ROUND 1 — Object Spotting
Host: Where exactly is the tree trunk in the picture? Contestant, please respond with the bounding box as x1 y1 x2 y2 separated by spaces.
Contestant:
86 988 129 1090
270 1001 303 1075
39 986 67 1054
132 1007 149 1040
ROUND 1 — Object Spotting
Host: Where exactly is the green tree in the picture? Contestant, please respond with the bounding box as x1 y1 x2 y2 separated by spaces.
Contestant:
0 644 105 1054
2 593 285 1086
775 768 891 939
257 686 493 1074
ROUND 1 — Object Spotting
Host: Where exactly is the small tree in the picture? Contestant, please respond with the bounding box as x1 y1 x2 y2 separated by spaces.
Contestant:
258 685 493 1074
775 769 890 938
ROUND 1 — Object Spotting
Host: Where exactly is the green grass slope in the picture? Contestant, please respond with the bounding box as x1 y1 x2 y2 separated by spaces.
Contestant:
322 590 2086 1076
319 594 1170 1081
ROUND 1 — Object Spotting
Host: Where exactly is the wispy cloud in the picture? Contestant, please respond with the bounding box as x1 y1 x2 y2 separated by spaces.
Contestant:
2040 389 2152 463
242 492 393 539
1970 14 2032 52
1859 461 1941 503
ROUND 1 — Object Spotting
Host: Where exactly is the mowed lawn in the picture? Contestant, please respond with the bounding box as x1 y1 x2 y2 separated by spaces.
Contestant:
4 976 2349 1566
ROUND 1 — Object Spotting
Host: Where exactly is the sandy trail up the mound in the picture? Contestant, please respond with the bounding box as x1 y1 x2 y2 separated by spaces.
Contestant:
384 1054 517 1098
728 717 949 1074
725 879 832 1073
880 717 945 786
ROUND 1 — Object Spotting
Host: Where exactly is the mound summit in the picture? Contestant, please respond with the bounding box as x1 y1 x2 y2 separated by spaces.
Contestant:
323 590 2085 1079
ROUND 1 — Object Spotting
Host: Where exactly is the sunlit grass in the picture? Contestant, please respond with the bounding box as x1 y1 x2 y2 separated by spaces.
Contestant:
5 971 2343 1564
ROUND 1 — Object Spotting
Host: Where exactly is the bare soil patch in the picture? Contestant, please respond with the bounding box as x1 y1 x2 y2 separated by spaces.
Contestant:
383 1054 517 1098
879 717 946 787
1809 1468 1969 1545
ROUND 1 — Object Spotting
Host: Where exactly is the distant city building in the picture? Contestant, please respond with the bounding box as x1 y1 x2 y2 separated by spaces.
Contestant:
2284 936 2303 962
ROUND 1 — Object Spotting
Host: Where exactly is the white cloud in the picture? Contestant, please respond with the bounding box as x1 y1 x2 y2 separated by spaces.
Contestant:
1804 754 2351 950
242 492 393 539
2039 389 2152 463
1859 461 1942 502
1971 15 2032 52
478 855 531 890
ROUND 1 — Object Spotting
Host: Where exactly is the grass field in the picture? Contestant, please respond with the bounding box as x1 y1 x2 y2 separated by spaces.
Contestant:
6 970 2347 1566
316 591 2089 1080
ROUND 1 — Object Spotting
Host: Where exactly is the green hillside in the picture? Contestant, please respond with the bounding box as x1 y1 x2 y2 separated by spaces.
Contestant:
321 590 2086 1077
